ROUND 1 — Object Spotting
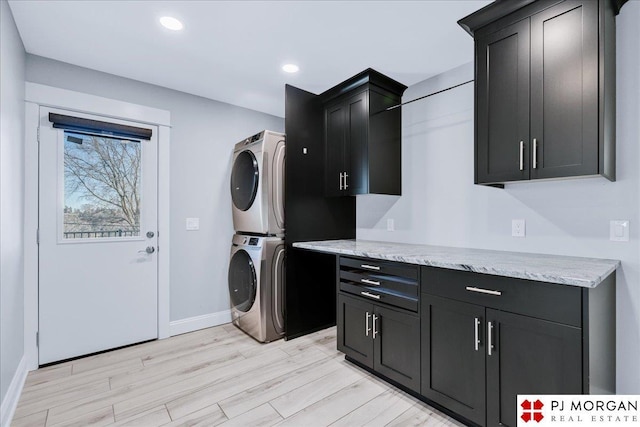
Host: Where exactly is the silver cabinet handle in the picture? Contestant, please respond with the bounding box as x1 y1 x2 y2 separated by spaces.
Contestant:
474 317 480 351
339 172 344 190
519 141 524 171
360 264 380 271
361 291 381 300
344 172 348 189
533 138 538 169
365 311 371 337
488 321 494 356
372 314 378 339
138 246 155 254
465 286 502 296
361 278 380 286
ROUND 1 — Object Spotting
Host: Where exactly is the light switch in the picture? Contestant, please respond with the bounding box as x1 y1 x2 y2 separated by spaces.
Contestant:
186 218 200 231
610 220 629 242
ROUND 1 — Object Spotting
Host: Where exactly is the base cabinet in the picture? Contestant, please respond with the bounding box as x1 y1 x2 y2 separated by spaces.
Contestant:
338 293 420 392
335 255 615 427
486 309 582 426
421 295 486 425
421 295 582 427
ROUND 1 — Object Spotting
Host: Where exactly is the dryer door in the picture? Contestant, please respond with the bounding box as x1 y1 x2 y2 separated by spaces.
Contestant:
228 249 257 312
231 150 259 211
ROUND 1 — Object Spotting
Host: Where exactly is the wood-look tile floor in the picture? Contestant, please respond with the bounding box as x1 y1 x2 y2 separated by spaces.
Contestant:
12 324 464 427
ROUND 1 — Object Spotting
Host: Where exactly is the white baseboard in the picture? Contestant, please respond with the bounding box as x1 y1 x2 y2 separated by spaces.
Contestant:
0 356 28 427
169 310 232 337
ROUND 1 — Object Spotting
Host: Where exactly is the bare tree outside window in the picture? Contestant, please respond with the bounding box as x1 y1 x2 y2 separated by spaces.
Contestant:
63 132 141 239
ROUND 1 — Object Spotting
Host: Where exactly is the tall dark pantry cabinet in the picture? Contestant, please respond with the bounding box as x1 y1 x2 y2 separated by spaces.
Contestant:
284 70 406 339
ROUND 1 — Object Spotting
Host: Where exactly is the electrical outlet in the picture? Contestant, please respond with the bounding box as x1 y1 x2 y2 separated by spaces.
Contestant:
610 220 629 242
387 218 395 232
512 219 525 237
186 218 200 231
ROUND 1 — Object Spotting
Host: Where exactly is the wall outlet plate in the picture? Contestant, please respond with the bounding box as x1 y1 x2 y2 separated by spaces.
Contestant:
512 219 525 237
387 218 395 232
610 220 629 242
186 217 200 231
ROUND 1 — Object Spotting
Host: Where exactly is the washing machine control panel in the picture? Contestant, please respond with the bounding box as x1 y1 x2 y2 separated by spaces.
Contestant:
248 237 259 246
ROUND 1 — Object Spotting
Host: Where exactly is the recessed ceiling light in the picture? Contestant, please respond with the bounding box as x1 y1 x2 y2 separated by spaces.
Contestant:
160 16 183 31
282 64 299 73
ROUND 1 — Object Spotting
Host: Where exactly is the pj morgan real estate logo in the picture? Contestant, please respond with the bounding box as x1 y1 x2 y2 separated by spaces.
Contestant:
517 395 640 426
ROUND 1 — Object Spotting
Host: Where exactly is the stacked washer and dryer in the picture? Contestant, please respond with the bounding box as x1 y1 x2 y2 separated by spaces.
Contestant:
228 130 286 342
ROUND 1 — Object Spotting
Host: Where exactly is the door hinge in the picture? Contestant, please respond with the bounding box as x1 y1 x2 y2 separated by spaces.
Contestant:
36 332 39 347
36 228 40 245
37 126 40 143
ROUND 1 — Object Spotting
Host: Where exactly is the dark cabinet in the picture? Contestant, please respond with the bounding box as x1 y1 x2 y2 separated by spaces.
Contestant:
324 91 368 196
323 69 406 196
338 293 420 392
486 309 582 427
421 295 486 425
337 256 420 391
463 0 623 185
476 19 530 184
421 266 613 427
421 295 582 427
337 292 373 368
284 85 356 339
331 251 615 426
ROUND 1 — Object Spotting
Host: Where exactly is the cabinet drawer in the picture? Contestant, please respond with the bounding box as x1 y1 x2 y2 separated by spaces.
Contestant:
421 267 582 327
340 283 418 312
340 270 418 298
340 256 419 280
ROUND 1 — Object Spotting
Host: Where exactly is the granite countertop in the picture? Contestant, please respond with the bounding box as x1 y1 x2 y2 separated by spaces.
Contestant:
292 239 620 288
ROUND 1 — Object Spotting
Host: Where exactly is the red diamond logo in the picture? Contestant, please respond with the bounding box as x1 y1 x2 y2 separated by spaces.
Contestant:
521 399 544 423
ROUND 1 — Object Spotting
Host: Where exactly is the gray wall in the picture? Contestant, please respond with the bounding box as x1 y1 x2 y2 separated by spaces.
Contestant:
357 2 640 393
25 55 284 322
0 0 26 405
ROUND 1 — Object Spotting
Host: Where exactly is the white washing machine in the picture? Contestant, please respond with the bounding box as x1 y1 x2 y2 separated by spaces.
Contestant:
231 130 285 236
228 233 285 343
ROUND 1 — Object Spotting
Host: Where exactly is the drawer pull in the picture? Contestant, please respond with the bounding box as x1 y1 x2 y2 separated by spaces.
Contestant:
361 278 381 286
361 291 381 300
360 264 380 271
466 286 502 296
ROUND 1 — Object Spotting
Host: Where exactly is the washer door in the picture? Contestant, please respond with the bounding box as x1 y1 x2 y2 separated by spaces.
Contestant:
231 150 259 211
228 249 257 312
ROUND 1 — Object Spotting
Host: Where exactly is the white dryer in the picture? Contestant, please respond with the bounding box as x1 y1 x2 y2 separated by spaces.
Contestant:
231 130 285 236
228 233 285 343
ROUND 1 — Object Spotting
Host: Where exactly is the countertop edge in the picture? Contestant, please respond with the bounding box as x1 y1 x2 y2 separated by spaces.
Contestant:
292 241 621 289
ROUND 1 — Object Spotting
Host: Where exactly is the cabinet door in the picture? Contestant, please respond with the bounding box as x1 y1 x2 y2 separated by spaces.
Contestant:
345 91 369 195
476 19 530 184
337 293 374 368
373 305 420 392
421 295 486 426
486 309 582 427
530 0 598 179
325 101 347 197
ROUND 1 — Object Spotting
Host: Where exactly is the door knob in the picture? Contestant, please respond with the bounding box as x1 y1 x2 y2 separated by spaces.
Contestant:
138 246 155 254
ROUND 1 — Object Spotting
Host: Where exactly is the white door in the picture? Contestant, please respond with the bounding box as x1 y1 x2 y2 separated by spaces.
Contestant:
38 107 158 364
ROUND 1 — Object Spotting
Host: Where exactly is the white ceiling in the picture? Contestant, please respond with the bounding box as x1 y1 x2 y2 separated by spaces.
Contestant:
8 0 491 118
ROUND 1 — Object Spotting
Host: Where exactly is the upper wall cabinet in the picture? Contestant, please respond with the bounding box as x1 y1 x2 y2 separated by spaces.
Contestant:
459 0 628 186
322 69 407 196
